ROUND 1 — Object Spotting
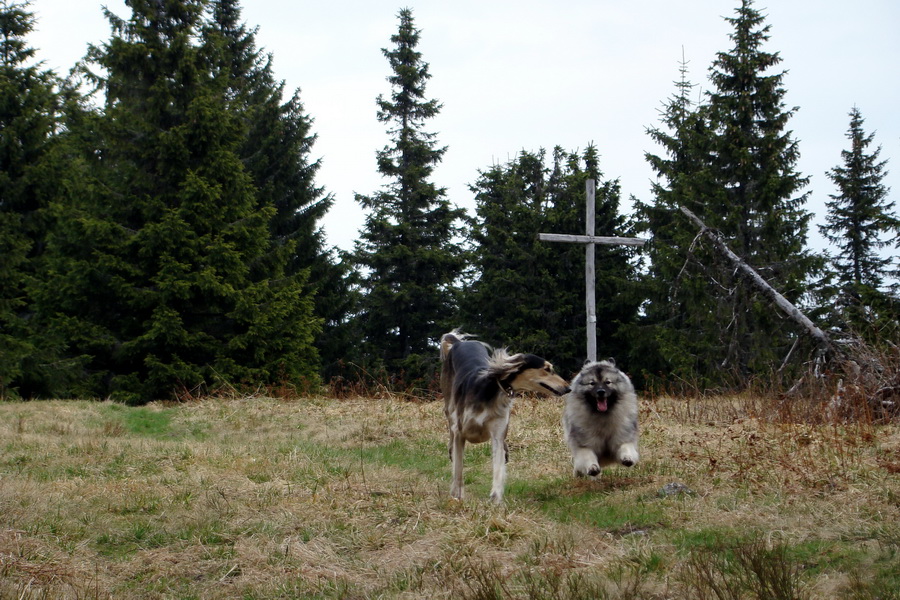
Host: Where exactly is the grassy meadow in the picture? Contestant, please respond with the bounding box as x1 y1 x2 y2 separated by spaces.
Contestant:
1 392 898 599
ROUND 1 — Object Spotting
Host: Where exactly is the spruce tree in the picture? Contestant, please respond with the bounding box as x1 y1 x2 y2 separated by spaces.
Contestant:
820 107 897 289
635 58 724 383
39 0 319 402
819 107 899 337
462 150 554 352
0 0 64 397
704 0 817 380
462 146 636 377
354 8 464 379
638 0 818 387
204 0 353 376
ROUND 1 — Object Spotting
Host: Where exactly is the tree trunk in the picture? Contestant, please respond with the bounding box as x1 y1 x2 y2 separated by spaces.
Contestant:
679 205 838 356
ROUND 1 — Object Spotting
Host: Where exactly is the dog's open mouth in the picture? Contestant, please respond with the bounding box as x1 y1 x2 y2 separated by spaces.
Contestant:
597 398 608 412
541 382 569 396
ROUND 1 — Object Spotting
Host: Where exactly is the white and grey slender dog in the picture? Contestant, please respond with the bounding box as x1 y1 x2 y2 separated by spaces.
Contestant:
562 359 640 477
440 330 570 504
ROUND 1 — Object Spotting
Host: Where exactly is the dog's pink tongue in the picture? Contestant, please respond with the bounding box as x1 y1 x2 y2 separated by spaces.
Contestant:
597 398 608 412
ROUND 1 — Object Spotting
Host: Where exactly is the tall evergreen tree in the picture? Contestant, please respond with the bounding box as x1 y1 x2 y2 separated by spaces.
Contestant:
354 8 465 379
0 0 64 397
634 58 725 383
462 146 636 377
203 0 353 376
461 149 554 352
638 0 818 387
38 0 320 402
704 0 817 380
820 107 898 290
545 146 638 375
819 107 899 338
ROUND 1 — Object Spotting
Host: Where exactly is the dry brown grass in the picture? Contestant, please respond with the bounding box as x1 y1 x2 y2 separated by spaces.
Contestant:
1 392 898 599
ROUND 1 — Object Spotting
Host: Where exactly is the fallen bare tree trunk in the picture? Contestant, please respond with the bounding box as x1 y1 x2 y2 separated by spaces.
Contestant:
679 206 838 357
678 206 900 419
642 205 900 418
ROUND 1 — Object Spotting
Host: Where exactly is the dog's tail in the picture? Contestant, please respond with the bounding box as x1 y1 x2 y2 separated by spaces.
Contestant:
440 329 473 362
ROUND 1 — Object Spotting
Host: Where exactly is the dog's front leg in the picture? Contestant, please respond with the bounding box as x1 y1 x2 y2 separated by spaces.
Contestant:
572 447 601 477
450 431 465 500
617 442 639 467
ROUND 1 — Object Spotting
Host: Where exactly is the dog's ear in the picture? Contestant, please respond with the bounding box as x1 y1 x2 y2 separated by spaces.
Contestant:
605 357 616 366
583 359 593 367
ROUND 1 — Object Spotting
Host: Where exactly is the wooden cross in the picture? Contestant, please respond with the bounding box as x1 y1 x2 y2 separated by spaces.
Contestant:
538 179 647 362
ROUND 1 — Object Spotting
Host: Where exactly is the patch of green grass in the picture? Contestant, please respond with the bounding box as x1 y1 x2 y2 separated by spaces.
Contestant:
101 404 174 438
785 539 862 576
842 546 900 599
94 520 169 559
507 476 570 503
789 538 900 595
673 527 747 552
357 438 448 476
538 488 668 533
98 403 211 441
673 529 871 577
873 544 900 587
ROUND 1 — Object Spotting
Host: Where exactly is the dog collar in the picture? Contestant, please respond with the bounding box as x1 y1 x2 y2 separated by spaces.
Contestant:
499 379 516 398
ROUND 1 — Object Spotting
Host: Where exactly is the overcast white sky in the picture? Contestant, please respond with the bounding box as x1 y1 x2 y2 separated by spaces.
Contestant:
29 1 900 254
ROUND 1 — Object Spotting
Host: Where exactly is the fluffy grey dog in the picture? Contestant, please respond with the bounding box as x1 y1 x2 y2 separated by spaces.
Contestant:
562 359 639 477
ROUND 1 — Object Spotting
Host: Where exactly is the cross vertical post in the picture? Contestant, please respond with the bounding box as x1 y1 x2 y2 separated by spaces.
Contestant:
584 179 597 362
537 179 647 363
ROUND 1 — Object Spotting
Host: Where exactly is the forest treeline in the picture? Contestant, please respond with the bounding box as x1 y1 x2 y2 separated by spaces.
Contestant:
2 0 898 403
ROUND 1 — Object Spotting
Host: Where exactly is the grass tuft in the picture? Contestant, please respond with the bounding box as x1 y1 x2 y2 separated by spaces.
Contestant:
676 534 810 600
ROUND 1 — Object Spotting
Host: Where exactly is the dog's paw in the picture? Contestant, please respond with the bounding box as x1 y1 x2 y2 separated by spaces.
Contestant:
573 466 600 478
573 460 602 478
618 451 639 467
573 449 602 478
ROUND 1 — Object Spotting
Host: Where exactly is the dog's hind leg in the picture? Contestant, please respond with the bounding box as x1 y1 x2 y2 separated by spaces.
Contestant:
488 425 508 504
449 432 465 500
572 447 602 477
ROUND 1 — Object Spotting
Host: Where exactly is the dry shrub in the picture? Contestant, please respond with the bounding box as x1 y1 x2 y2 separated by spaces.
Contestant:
325 361 439 402
775 332 900 426
828 337 900 423
677 535 809 600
